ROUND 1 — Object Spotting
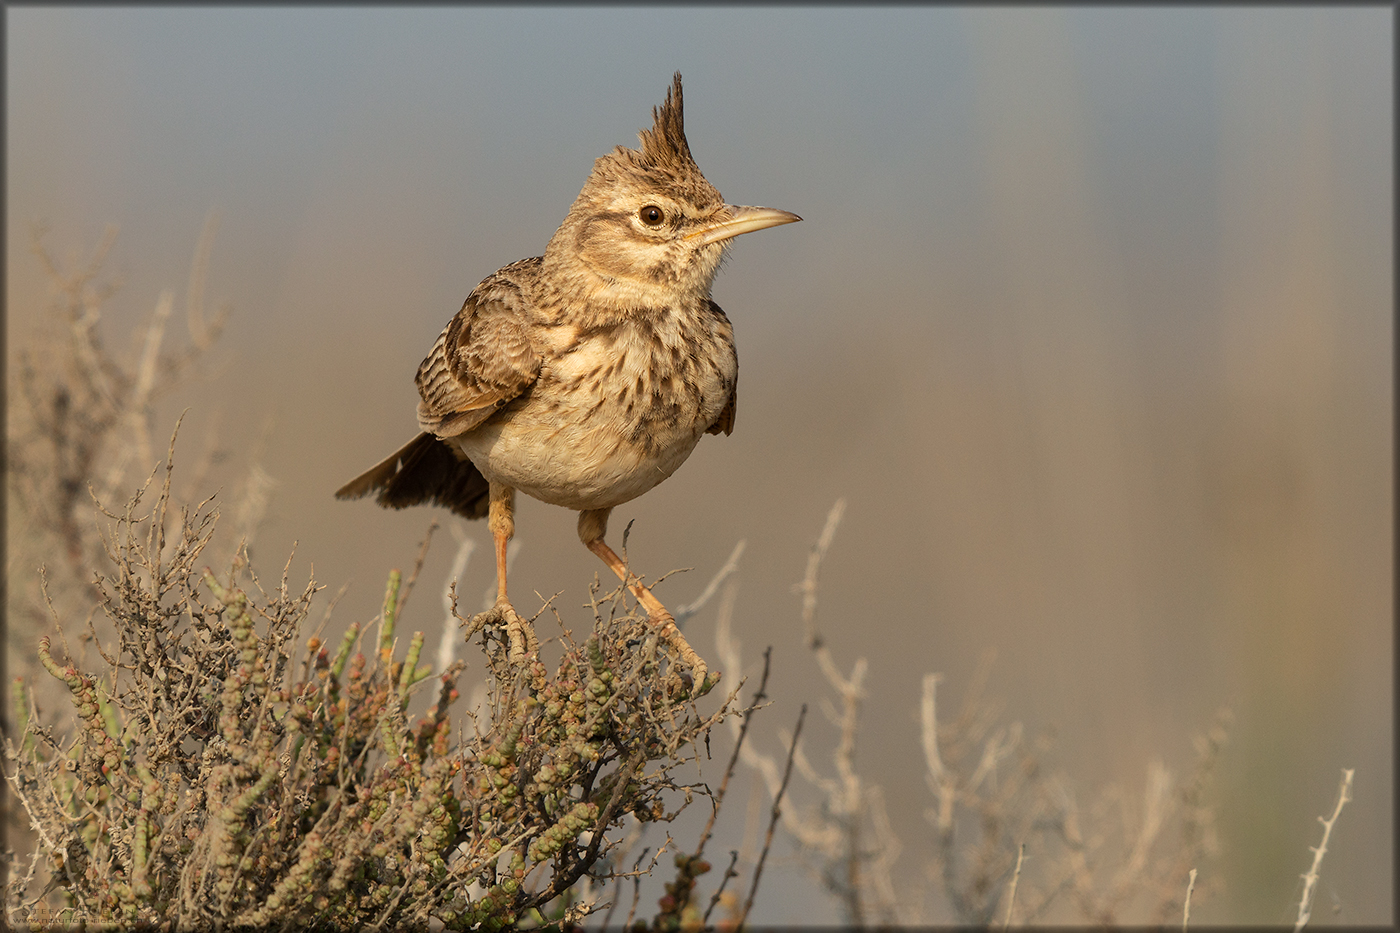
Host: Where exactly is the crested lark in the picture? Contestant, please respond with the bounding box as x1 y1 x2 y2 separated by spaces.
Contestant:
336 73 799 692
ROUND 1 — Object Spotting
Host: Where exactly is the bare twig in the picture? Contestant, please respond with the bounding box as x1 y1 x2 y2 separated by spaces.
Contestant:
1182 868 1197 931
702 849 742 925
1002 843 1025 928
392 520 438 624
674 539 745 624
436 522 477 673
1294 768 1354 931
692 648 770 863
740 702 807 928
186 209 230 351
796 497 844 653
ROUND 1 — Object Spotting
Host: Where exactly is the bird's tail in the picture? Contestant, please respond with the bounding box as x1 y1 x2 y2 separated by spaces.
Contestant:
335 433 490 519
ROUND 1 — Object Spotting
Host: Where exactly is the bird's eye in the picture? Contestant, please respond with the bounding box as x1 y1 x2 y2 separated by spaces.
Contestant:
639 205 665 227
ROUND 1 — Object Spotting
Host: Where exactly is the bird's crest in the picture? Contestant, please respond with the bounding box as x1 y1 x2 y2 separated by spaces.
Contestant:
635 73 697 173
565 72 722 217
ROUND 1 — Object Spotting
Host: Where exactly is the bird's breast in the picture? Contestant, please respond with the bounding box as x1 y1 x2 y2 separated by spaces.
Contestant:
452 308 736 511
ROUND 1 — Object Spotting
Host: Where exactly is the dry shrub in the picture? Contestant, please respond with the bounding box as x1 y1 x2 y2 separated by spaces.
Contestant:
720 500 1233 928
920 662 1231 927
7 221 229 615
6 219 243 765
4 438 754 928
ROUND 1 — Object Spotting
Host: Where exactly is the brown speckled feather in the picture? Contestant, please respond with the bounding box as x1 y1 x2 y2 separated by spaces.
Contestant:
704 300 736 436
706 378 736 436
415 258 543 438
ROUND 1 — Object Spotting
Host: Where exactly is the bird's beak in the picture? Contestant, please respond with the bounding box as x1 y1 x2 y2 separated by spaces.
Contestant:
689 205 802 246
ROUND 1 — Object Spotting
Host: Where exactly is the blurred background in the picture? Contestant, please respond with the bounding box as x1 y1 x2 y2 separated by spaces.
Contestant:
7 7 1391 925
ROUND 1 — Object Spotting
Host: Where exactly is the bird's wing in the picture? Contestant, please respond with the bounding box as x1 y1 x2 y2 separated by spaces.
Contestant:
706 374 736 436
704 299 737 436
416 260 543 438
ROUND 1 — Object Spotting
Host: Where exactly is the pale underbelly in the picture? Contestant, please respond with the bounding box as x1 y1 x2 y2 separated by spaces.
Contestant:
450 407 705 511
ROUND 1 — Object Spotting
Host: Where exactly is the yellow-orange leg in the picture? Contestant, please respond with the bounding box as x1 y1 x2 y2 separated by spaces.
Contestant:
488 482 538 662
578 508 713 692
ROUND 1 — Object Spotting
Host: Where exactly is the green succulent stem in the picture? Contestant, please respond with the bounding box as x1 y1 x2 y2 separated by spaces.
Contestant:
379 570 402 663
330 622 359 679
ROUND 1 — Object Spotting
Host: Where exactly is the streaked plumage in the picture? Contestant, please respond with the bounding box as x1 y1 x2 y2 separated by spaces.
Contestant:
337 73 799 692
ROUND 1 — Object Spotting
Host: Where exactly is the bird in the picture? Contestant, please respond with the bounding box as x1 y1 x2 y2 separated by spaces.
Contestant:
335 73 799 693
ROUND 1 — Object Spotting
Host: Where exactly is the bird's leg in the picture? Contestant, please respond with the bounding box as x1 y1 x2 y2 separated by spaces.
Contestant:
488 482 537 663
578 508 714 693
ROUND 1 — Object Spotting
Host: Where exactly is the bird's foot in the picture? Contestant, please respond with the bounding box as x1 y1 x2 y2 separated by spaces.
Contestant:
468 597 539 665
651 610 719 699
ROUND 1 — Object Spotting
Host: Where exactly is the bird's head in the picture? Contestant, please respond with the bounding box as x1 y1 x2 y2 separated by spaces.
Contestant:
546 73 800 307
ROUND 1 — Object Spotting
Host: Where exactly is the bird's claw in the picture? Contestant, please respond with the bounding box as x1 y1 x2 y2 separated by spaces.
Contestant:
468 597 539 665
652 611 719 698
